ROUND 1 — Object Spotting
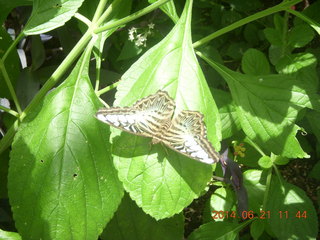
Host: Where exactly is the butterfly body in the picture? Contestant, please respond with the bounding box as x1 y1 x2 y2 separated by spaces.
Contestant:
96 90 219 164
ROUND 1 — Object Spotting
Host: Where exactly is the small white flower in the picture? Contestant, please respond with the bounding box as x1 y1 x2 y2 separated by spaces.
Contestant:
135 34 147 46
128 33 135 41
135 38 143 46
148 23 155 29
128 27 137 35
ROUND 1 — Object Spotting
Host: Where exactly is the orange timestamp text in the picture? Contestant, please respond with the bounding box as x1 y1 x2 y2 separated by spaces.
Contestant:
212 210 308 220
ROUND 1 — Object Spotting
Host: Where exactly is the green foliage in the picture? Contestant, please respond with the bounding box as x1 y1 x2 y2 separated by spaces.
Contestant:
0 0 319 239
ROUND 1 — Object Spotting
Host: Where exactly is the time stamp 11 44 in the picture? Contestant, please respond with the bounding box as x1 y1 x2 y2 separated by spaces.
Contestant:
212 210 308 220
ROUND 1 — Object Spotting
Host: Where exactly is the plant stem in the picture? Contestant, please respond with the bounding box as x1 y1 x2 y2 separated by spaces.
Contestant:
74 13 92 27
244 137 266 157
1 31 24 62
96 81 120 96
193 0 302 48
94 0 171 34
0 60 22 114
92 0 109 24
262 168 273 211
0 105 19 117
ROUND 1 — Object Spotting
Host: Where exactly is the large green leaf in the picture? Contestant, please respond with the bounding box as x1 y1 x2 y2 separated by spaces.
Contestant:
110 0 221 220
24 0 85 35
212 88 241 139
199 52 313 158
188 221 251 240
8 53 123 239
102 194 184 240
243 170 266 213
266 177 318 239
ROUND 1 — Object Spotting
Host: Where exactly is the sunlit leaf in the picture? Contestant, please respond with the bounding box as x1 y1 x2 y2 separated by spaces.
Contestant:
188 221 250 240
199 53 312 158
9 53 123 239
266 177 318 239
24 0 85 35
109 0 221 220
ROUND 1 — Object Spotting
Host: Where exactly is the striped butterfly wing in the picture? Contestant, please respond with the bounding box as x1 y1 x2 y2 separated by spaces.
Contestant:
161 110 219 164
96 91 175 138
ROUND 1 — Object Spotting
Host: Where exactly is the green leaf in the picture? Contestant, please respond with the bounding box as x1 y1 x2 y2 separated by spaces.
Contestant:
117 40 143 61
268 45 288 66
212 88 241 139
24 0 85 35
0 229 22 240
210 187 234 222
148 0 179 23
272 155 289 165
276 53 317 74
102 194 184 240
0 27 20 99
188 221 251 240
198 53 310 158
266 177 318 240
288 24 315 48
111 0 220 220
16 68 42 109
258 156 272 169
226 41 250 60
242 48 270 75
250 220 265 240
9 53 123 239
31 35 46 71
263 28 282 46
243 170 266 212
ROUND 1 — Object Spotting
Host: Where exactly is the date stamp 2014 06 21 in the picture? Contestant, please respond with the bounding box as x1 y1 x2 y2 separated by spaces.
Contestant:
211 210 308 220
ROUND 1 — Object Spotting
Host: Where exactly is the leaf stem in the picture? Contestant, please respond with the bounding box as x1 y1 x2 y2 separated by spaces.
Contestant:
1 31 24 62
94 0 119 26
94 0 171 34
96 81 120 96
74 13 92 27
244 137 266 157
92 0 109 24
0 105 19 117
193 0 302 48
262 168 273 211
0 60 22 114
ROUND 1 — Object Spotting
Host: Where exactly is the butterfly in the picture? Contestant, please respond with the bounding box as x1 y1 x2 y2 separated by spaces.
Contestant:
96 90 220 164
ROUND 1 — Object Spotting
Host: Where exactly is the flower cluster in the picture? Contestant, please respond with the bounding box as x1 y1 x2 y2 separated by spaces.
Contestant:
128 23 155 47
234 143 246 157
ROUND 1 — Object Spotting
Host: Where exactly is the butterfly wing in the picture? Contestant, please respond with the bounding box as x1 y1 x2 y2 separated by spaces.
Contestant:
161 110 219 164
96 90 175 137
